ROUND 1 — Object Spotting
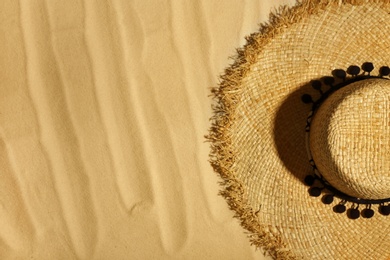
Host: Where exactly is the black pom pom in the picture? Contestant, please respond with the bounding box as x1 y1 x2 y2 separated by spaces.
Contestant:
361 208 374 218
311 80 322 90
301 94 313 104
379 205 390 216
309 187 322 197
304 175 315 186
379 66 390 76
322 194 334 204
323 76 335 86
334 204 346 213
362 62 374 73
347 65 360 76
348 208 360 220
332 69 346 79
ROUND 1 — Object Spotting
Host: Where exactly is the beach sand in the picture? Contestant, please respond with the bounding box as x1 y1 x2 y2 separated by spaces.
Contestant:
0 0 294 259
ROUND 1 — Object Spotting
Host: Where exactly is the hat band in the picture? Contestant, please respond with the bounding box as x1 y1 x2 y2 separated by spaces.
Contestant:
302 63 390 219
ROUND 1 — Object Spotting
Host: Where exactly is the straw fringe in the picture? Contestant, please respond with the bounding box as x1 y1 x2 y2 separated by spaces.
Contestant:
206 0 389 259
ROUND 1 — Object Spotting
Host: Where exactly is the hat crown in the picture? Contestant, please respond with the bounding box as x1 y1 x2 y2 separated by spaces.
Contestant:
310 78 390 199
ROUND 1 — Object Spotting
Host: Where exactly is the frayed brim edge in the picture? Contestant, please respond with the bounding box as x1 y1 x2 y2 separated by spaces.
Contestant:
205 0 389 259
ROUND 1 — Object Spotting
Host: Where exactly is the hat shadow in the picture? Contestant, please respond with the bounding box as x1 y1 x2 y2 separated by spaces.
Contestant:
273 67 368 185
273 77 331 185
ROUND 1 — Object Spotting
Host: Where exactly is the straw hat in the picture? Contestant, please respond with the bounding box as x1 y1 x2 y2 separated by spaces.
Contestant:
208 0 390 259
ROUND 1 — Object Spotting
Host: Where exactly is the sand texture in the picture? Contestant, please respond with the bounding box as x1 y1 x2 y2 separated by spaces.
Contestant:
0 0 293 259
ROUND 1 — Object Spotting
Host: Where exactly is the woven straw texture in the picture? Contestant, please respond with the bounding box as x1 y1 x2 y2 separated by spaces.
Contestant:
208 0 390 259
310 79 390 199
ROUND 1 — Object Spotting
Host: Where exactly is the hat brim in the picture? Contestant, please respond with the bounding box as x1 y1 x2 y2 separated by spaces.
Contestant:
208 0 390 259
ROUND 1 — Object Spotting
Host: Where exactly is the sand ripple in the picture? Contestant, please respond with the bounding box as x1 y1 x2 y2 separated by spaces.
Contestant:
0 0 292 258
